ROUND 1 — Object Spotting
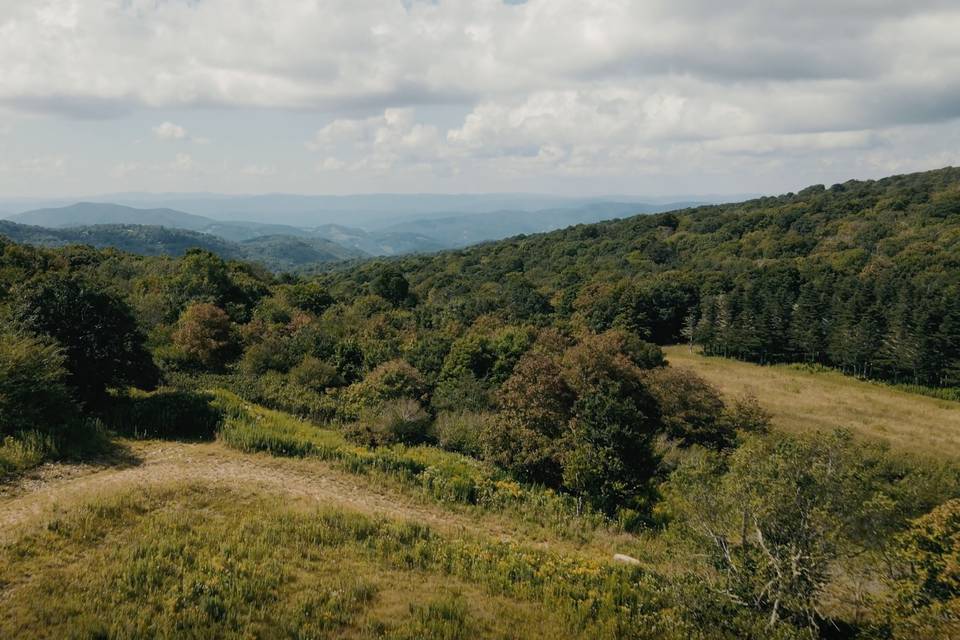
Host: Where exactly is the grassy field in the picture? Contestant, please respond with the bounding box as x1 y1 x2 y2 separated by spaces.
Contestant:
664 346 960 459
0 483 760 640
0 484 581 639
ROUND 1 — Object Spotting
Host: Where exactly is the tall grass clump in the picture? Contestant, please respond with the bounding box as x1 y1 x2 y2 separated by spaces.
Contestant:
102 387 224 440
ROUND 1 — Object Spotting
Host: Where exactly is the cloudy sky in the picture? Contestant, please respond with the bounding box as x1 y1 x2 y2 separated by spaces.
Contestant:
1 0 960 197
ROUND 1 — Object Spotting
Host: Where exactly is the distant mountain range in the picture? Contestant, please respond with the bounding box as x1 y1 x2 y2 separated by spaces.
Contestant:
377 202 692 247
0 221 365 271
0 197 711 270
4 203 448 257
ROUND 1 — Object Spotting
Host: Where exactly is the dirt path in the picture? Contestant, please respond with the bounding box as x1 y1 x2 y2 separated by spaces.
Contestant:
0 440 491 544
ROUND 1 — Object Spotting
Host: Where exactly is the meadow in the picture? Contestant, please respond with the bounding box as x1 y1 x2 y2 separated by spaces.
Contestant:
664 346 960 459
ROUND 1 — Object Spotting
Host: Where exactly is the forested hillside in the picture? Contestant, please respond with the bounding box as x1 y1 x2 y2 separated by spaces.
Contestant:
315 167 960 387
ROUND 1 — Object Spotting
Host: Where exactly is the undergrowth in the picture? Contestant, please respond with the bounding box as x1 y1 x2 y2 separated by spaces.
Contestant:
210 389 611 538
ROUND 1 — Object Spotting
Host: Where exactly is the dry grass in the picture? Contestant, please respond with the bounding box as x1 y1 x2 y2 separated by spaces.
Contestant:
664 346 960 459
0 483 702 640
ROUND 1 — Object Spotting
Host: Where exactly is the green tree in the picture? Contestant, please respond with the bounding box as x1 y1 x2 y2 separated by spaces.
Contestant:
664 430 898 633
562 379 661 515
483 352 573 485
171 303 237 370
285 281 335 315
370 267 412 307
11 275 159 404
889 498 960 636
643 366 733 449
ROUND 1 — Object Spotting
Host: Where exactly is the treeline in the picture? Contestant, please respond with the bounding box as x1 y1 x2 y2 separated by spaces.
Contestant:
692 267 960 384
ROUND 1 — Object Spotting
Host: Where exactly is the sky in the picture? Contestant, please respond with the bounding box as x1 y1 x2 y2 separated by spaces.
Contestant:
1 0 960 198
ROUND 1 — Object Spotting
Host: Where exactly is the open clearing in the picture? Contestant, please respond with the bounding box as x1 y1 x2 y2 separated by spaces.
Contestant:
664 346 960 459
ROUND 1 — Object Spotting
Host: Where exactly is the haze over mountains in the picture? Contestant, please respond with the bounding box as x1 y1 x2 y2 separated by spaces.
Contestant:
0 194 717 268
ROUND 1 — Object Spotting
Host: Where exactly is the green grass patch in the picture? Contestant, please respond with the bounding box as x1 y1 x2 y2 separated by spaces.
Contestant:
0 419 112 477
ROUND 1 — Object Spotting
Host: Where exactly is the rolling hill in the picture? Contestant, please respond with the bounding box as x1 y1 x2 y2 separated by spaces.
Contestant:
0 221 366 269
1 167 959 639
8 202 214 230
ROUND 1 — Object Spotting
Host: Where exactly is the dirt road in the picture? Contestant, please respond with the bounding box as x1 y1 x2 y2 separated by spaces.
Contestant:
0 440 480 543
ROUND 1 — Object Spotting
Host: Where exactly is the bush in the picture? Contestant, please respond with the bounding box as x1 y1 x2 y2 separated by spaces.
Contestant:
289 355 341 392
105 388 223 440
241 338 301 375
225 372 339 423
0 331 78 437
721 393 772 435
0 418 110 476
643 366 733 449
663 430 903 633
170 302 237 370
343 359 427 418
433 411 492 457
343 398 432 447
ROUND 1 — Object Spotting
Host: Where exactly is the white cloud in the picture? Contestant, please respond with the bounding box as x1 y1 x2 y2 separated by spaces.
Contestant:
109 161 141 178
310 107 446 172
171 153 194 171
153 121 188 140
1 1 960 192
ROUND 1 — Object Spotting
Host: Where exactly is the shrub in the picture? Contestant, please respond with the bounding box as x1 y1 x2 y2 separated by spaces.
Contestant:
344 359 426 417
105 388 223 440
241 337 302 375
289 355 341 392
226 372 339 423
343 398 432 447
0 331 78 437
433 411 492 457
0 419 109 475
722 393 772 435
643 366 733 449
889 498 960 635
478 417 562 487
663 429 902 633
